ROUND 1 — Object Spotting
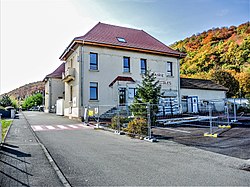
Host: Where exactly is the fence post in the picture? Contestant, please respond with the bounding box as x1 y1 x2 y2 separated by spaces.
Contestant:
209 104 213 134
117 107 120 133
226 104 230 126
147 103 151 139
96 106 99 128
233 98 237 122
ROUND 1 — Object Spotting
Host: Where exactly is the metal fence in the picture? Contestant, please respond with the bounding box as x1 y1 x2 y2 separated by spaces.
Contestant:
83 98 249 138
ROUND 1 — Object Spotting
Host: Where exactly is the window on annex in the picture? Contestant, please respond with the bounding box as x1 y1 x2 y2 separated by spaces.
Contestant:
166 62 173 76
90 82 98 100
123 57 130 73
140 59 147 74
90 53 98 70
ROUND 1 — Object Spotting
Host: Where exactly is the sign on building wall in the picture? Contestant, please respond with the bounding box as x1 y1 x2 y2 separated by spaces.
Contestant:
153 72 165 79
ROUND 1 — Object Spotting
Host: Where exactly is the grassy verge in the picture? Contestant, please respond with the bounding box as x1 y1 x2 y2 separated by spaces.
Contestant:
1 119 12 140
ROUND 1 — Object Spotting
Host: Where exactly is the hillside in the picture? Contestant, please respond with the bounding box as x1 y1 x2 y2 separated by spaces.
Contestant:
1 81 45 100
171 22 250 97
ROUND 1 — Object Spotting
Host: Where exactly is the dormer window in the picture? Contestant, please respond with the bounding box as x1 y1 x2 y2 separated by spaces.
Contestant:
117 37 126 43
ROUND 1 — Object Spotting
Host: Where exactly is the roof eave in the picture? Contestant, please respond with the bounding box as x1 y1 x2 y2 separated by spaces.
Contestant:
83 41 184 58
59 39 83 61
180 86 228 91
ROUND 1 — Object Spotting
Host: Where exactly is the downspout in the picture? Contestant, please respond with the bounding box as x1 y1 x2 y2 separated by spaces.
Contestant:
79 45 84 119
177 55 182 114
49 78 52 113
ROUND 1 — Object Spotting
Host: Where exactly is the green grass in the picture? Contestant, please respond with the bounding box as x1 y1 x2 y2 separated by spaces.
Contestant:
1 119 12 140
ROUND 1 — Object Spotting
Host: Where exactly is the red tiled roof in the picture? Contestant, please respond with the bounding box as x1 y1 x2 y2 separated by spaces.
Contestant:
44 63 65 81
60 22 185 59
109 76 135 87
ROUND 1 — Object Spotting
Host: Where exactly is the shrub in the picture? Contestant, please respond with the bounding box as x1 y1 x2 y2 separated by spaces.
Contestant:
126 117 148 136
111 116 130 130
0 106 6 110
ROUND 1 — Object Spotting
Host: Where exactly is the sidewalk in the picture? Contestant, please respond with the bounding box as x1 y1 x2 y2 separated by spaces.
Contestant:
0 113 63 187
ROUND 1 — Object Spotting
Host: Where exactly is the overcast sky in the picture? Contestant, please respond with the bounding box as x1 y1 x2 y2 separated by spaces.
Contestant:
1 0 249 94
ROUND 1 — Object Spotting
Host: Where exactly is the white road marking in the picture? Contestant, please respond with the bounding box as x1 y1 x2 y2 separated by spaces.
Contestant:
158 127 191 134
46 126 56 130
32 125 43 131
77 124 90 128
67 125 78 129
57 125 68 129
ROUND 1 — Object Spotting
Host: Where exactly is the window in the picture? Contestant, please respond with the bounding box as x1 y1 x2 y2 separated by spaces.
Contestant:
166 62 173 76
90 53 98 70
70 85 73 101
117 37 126 43
123 57 130 73
128 88 137 99
90 82 98 100
140 59 147 74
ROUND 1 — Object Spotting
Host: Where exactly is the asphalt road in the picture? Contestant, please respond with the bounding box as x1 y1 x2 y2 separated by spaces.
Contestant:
24 111 250 186
153 124 250 160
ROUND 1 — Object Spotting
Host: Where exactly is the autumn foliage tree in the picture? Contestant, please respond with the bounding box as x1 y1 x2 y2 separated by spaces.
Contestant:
211 70 239 98
171 22 250 98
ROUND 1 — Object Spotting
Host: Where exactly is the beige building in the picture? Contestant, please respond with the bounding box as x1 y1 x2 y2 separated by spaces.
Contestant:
43 63 65 113
59 22 185 119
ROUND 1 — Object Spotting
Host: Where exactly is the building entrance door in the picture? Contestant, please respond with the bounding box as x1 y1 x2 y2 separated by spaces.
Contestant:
119 88 126 106
187 96 198 113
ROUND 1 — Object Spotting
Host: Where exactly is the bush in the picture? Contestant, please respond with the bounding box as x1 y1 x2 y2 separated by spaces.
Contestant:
126 117 148 136
111 116 130 130
0 106 6 110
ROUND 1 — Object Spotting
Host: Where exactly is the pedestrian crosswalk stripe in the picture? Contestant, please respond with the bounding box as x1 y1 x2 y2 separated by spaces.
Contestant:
67 125 78 128
32 125 43 131
77 124 86 127
57 125 68 129
46 126 56 130
31 124 92 132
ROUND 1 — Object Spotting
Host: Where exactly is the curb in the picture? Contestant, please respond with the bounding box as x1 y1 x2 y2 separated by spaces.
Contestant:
3 120 13 143
0 119 13 148
22 113 71 187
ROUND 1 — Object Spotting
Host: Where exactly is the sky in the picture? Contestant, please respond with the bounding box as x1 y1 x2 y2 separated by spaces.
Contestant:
1 0 249 94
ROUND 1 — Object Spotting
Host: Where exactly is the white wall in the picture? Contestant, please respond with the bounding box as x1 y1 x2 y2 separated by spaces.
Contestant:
180 88 226 101
64 49 80 118
44 78 64 113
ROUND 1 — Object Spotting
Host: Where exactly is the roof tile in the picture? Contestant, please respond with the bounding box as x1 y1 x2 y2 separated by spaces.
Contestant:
74 22 184 56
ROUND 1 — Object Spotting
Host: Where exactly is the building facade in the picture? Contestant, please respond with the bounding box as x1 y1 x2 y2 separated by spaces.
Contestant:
60 22 185 118
43 63 65 113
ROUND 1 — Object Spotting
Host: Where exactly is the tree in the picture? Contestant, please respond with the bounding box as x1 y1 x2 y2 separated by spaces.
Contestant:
211 70 239 98
22 93 43 110
0 95 13 107
130 70 161 125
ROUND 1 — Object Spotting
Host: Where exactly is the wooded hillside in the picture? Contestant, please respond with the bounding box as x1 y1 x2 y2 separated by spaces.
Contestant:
171 22 250 97
1 81 44 100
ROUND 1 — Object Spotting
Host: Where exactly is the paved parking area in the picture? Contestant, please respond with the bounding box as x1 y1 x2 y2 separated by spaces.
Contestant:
153 124 250 160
